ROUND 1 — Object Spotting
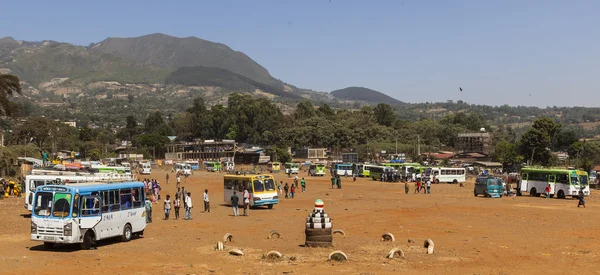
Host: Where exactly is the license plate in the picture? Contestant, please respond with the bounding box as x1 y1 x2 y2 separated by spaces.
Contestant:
43 236 55 241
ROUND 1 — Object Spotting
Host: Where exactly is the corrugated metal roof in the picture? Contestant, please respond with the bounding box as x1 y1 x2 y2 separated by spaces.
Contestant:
18 157 43 165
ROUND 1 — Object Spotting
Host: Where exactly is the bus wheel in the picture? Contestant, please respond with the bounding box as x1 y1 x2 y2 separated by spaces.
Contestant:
474 191 478 197
452 179 458 184
80 231 94 250
121 223 132 242
530 188 537 197
557 190 565 199
268 204 273 209
43 242 54 249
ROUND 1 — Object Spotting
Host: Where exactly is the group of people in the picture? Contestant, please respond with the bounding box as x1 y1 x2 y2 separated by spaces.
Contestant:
142 178 162 202
0 178 21 199
277 176 306 199
407 179 432 194
229 188 250 216
330 174 343 189
543 184 586 208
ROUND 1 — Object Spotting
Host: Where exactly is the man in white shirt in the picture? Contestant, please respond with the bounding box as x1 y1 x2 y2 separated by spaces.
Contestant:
426 180 432 194
184 192 193 220
243 188 250 216
203 189 210 213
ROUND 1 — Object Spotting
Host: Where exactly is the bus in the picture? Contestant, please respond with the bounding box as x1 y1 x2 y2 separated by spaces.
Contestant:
357 164 371 177
425 167 466 184
223 174 278 209
308 164 326 176
335 163 353 176
175 163 192 176
518 168 590 198
284 162 299 174
205 161 222 172
270 162 281 173
368 165 390 181
224 161 235 172
24 173 137 211
186 160 200 170
30 182 146 250
95 165 129 174
138 162 151 175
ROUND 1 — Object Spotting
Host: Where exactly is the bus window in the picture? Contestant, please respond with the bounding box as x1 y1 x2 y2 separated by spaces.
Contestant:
253 180 264 192
101 191 109 212
557 174 568 184
82 197 100 216
570 175 579 185
580 175 588 185
120 189 132 209
72 194 79 217
109 190 120 211
30 180 45 191
264 178 275 191
132 188 142 208
34 192 53 217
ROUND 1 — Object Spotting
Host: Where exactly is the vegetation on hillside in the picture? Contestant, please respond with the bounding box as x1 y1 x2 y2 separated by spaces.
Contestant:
331 86 404 104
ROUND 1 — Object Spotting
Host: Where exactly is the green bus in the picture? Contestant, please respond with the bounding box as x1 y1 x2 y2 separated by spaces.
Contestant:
308 164 326 176
518 167 590 198
205 161 222 172
358 164 372 177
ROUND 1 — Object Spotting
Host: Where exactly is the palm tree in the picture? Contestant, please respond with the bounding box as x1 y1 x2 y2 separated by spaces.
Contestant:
0 74 22 116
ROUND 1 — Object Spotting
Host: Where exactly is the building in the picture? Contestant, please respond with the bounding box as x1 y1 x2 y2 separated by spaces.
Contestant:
293 148 328 160
165 139 236 161
63 121 77 128
456 133 492 154
341 153 359 163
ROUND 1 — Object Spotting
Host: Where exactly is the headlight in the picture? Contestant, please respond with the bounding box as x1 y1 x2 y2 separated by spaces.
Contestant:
273 196 278 200
253 197 261 201
31 221 37 234
64 223 72 236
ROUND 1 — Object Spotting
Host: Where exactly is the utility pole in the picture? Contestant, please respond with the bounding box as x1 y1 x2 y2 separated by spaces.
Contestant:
395 138 398 155
417 135 421 156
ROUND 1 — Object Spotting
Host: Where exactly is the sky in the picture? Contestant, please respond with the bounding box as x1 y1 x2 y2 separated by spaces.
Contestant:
2 0 599 107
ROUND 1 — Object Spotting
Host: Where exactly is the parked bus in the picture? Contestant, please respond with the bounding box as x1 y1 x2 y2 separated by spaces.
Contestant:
30 182 146 250
24 173 136 211
518 168 590 198
205 161 222 172
224 161 235 172
425 167 466 184
308 164 326 176
334 163 354 176
138 162 151 175
357 164 371 177
223 174 278 209
175 163 192 176
284 162 299 174
368 165 389 181
270 162 281 173
95 165 129 174
186 160 200 170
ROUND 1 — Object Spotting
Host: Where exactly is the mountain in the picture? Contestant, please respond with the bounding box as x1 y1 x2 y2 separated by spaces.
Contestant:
90 33 279 86
331 86 403 105
165 66 300 99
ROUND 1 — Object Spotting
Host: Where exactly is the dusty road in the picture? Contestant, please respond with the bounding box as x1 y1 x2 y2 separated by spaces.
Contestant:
1 169 599 274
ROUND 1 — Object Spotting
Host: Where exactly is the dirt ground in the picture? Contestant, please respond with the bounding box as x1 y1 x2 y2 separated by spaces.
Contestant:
1 168 600 275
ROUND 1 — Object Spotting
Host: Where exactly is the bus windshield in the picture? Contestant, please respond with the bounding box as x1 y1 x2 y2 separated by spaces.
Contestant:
571 176 579 185
253 180 264 192
264 179 275 191
34 192 72 218
579 176 588 185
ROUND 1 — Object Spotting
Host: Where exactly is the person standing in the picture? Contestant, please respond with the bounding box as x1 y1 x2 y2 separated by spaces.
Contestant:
0 180 4 200
166 173 169 185
301 177 306 193
278 181 283 197
353 174 357 182
336 175 342 189
174 194 181 219
164 195 171 220
545 184 551 199
405 181 410 194
203 189 211 213
231 191 239 216
243 188 250 216
426 179 432 194
331 175 336 189
156 181 161 200
284 182 289 199
577 189 586 208
176 175 181 189
145 197 152 223
184 192 193 220
290 184 295 199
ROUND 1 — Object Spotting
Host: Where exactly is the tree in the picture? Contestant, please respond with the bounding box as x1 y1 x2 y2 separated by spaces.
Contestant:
0 74 22 116
519 117 562 165
294 101 316 119
373 103 395 127
493 141 523 167
553 129 578 151
317 103 335 117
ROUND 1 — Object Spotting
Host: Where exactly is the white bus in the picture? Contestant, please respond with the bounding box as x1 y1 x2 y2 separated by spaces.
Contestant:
223 174 278 209
425 167 467 184
138 162 151 175
518 168 590 198
31 182 146 249
24 173 136 211
175 163 192 176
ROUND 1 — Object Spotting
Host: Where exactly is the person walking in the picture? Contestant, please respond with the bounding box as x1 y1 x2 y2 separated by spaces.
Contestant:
353 174 357 182
174 194 181 219
203 189 210 213
231 191 240 216
156 181 162 200
331 175 336 189
145 197 152 223
336 175 342 189
290 184 295 199
405 181 410 194
278 181 283 197
284 183 289 199
164 195 171 220
426 179 432 194
577 189 586 208
243 188 250 216
176 175 181 189
184 192 193 220
301 177 306 193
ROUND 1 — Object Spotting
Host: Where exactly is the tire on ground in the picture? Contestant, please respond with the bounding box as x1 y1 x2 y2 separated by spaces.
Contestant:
305 228 332 236
306 235 333 242
305 241 332 248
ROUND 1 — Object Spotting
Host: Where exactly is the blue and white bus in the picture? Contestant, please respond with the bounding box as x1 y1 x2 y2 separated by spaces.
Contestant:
31 182 146 250
335 163 354 176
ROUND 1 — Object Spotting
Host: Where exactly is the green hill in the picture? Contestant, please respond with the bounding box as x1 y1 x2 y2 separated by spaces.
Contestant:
90 33 279 87
165 66 300 99
331 86 403 105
